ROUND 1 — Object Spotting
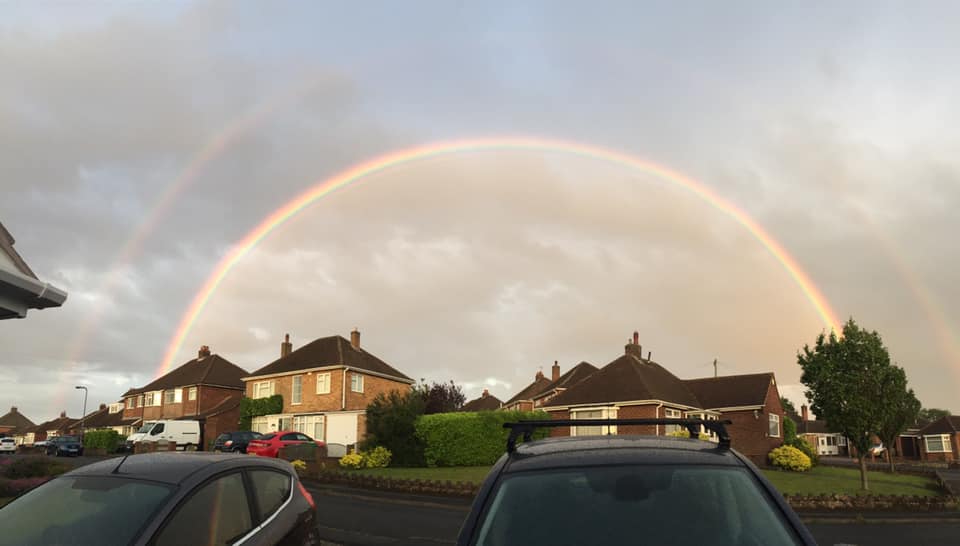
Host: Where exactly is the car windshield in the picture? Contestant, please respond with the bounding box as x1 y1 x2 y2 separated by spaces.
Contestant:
136 424 155 434
0 476 174 546
56 436 78 443
473 465 802 546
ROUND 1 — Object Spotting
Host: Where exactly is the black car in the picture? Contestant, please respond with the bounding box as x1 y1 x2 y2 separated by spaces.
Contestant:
457 418 818 546
0 452 320 546
214 431 264 454
46 435 84 457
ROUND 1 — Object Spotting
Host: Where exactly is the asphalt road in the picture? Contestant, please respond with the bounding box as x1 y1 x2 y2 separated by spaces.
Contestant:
306 483 960 546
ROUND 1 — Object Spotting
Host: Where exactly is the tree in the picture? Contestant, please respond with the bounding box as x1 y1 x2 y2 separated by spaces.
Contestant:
783 415 798 444
916 408 951 428
780 397 798 416
875 365 921 473
363 389 427 466
420 380 467 414
798 318 894 491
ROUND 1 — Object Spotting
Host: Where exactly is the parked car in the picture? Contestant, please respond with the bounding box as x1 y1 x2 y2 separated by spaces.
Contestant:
32 439 49 448
46 435 84 457
457 418 817 546
0 452 320 546
0 438 16 454
247 431 324 458
213 431 263 453
125 420 201 451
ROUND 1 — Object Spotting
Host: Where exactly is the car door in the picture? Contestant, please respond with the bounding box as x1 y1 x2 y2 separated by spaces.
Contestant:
151 471 256 546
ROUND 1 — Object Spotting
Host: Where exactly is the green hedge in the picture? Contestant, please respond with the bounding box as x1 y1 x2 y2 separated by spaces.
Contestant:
82 430 125 452
240 395 283 431
414 411 550 467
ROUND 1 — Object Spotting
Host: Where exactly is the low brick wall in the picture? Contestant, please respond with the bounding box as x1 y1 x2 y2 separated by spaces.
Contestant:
785 493 960 512
308 469 479 498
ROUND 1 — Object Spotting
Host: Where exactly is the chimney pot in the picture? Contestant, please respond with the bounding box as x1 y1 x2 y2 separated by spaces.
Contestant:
633 331 639 345
99 403 107 410
551 360 561 382
801 405 809 422
535 370 544 380
350 329 361 350
10 406 16 414
198 345 211 358
60 410 66 418
281 334 293 357
482 389 489 398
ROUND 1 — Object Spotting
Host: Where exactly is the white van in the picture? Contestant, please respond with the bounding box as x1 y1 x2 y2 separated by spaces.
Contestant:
126 420 201 450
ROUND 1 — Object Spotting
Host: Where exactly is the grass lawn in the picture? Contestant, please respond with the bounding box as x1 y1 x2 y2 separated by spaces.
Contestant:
762 466 941 497
350 466 492 484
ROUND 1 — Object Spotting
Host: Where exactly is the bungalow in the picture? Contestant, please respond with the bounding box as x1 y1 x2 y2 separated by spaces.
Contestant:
461 389 503 412
122 345 247 449
502 361 598 411
541 333 786 465
917 415 960 462
0 406 36 445
242 330 414 446
788 405 848 456
79 402 140 438
0 220 67 319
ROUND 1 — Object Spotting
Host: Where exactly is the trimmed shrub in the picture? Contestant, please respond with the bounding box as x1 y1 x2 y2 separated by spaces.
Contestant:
363 390 428 466
3 457 70 479
339 453 364 469
768 445 812 472
82 429 125 453
784 417 798 444
788 437 820 467
666 429 712 440
414 411 550 467
363 446 392 468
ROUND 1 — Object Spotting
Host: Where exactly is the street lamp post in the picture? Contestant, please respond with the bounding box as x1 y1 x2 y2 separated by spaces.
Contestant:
75 386 88 441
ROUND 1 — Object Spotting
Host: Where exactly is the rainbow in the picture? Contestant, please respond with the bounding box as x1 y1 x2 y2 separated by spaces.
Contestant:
156 136 842 376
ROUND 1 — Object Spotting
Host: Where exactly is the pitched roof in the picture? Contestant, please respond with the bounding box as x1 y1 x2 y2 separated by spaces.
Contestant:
125 354 248 395
177 397 240 420
682 373 775 409
0 221 37 279
919 415 960 436
247 335 413 382
79 406 139 429
0 407 35 432
533 362 599 400
461 393 503 412
545 353 701 408
505 375 554 405
31 415 78 434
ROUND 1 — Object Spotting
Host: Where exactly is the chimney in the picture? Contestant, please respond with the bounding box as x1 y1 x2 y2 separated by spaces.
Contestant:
551 360 561 381
9 406 16 414
625 331 643 359
99 403 107 411
482 389 489 398
60 410 66 418
535 370 544 380
281 334 293 357
350 329 361 350
198 345 211 358
801 405 809 422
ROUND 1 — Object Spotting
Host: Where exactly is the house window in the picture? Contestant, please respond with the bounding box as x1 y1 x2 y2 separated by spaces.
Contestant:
350 373 364 393
292 376 303 405
571 408 617 436
164 390 176 405
251 416 268 434
188 387 197 401
664 408 683 434
138 395 144 407
316 373 331 394
174 388 183 403
838 436 847 446
253 381 274 399
925 434 952 453
144 393 156 407
769 414 780 437
128 397 137 409
292 415 324 440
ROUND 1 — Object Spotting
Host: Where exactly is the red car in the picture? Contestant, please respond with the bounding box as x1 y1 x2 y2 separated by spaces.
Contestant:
246 430 324 458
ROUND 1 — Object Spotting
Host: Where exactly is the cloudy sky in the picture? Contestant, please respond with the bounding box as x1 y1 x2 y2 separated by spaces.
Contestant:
3 1 959 422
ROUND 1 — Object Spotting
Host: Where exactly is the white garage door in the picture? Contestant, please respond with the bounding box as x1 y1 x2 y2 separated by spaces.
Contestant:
325 413 359 446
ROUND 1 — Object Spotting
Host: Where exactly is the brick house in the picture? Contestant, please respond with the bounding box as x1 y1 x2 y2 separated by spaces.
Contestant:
541 333 786 465
27 411 78 445
242 330 414 446
121 345 247 449
785 405 849 456
79 402 141 438
503 361 598 411
461 389 503 412
917 416 960 462
0 406 36 444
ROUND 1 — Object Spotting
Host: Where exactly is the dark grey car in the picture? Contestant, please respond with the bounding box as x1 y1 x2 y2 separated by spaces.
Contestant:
0 452 319 546
457 418 818 546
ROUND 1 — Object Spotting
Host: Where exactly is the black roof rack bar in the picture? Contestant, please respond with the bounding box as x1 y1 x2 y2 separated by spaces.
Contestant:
503 418 733 453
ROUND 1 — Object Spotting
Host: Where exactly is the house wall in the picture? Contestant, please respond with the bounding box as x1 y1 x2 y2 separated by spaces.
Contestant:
717 380 785 466
504 401 535 412
200 405 241 450
245 369 411 413
919 434 960 462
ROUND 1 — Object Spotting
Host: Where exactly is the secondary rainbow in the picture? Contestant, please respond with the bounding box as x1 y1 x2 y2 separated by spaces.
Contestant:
156 136 843 376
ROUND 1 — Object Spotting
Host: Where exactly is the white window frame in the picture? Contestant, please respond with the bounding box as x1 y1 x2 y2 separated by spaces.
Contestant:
925 434 952 453
188 387 197 401
253 381 274 399
316 373 331 395
251 416 269 434
664 408 683 434
571 407 617 436
174 388 183 403
128 397 137 409
138 395 144 407
144 392 155 407
292 375 303 405
164 390 176 405
769 413 781 438
350 373 364 393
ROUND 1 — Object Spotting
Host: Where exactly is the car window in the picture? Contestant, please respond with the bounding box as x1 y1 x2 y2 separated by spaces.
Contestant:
296 433 312 442
472 465 803 546
248 469 292 519
150 424 164 435
259 433 276 441
153 472 253 546
280 433 299 441
0 476 172 546
215 433 230 442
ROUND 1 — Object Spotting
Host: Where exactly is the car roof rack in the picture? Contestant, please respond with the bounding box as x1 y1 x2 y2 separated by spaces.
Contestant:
503 418 733 453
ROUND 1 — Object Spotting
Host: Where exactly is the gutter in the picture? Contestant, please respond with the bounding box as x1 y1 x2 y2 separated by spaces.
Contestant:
341 367 348 410
0 268 68 315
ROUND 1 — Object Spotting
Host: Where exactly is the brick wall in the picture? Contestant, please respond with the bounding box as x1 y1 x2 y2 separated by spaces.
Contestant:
920 434 958 462
201 405 241 450
721 381 785 466
616 405 660 435
122 387 241 424
245 369 411 414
